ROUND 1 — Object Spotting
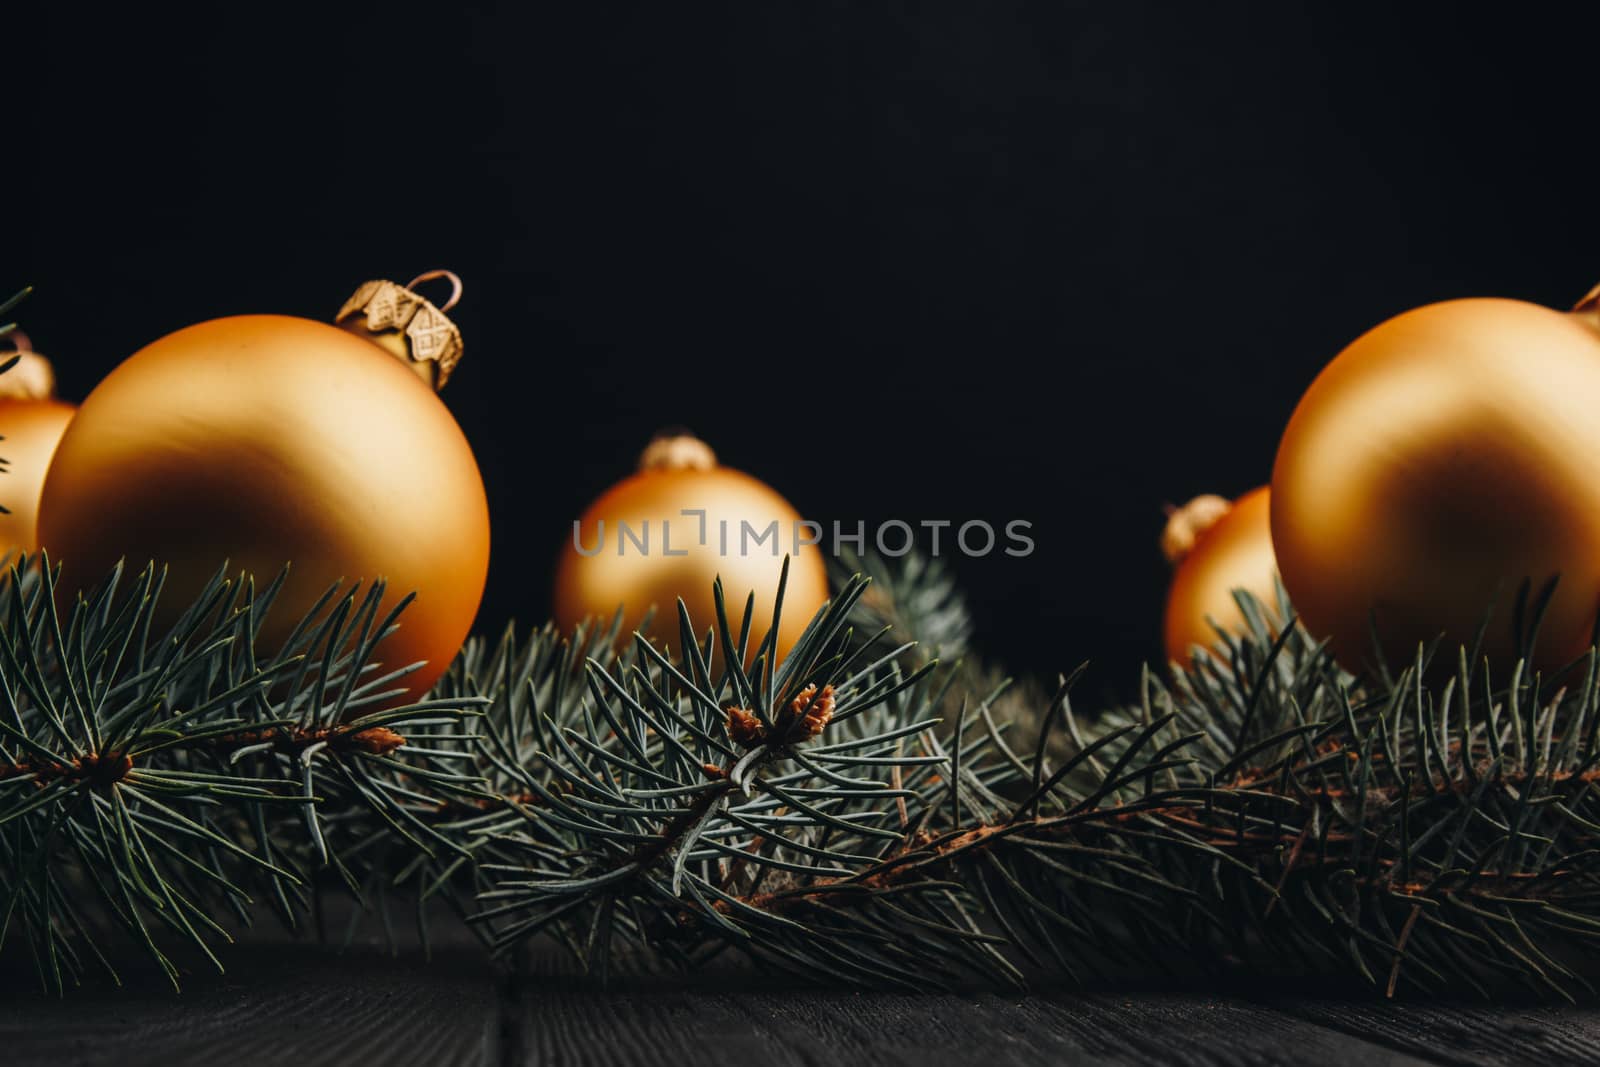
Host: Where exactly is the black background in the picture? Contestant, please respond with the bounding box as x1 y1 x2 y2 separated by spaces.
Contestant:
12 3 1600 697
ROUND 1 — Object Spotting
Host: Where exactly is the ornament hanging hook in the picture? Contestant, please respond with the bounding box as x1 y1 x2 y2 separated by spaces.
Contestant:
406 270 463 313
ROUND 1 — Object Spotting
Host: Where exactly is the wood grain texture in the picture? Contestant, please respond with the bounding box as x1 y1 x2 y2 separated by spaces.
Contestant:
509 977 1434 1067
0 940 500 1067
8 913 1600 1067
1276 999 1600 1066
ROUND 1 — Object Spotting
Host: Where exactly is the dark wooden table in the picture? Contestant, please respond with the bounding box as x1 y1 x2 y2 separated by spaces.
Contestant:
4 924 1598 1067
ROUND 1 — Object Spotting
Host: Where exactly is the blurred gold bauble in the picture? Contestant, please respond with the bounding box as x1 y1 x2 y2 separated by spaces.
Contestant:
38 275 489 700
554 433 829 661
1272 291 1600 672
1161 487 1279 664
0 336 76 556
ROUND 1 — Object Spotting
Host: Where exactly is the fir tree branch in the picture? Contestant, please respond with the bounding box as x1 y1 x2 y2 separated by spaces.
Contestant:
7 541 1600 1001
0 557 486 991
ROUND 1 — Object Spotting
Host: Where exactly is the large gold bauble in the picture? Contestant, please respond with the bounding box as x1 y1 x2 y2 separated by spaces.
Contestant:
1271 295 1600 672
1162 487 1279 664
38 307 490 700
0 343 75 557
554 434 829 661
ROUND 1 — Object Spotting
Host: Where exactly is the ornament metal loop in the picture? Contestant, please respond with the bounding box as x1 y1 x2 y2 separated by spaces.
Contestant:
337 274 465 389
406 270 463 313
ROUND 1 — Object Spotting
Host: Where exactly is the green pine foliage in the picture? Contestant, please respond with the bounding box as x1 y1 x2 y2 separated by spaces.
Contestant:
0 559 488 990
2 544 1600 1000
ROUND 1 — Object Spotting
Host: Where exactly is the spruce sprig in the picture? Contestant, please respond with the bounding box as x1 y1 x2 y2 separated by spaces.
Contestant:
5 549 1600 1000
466 567 1600 998
0 558 486 992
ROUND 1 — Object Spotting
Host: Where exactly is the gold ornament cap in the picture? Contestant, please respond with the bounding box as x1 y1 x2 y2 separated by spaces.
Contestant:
1161 494 1233 564
639 430 717 472
0 330 57 401
336 270 464 389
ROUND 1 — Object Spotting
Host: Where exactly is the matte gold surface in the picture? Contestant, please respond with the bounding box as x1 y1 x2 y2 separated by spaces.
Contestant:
1271 297 1600 671
1163 486 1278 664
0 398 76 555
554 463 829 662
38 315 490 699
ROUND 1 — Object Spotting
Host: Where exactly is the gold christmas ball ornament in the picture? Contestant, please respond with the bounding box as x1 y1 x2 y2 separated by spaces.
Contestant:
1161 487 1279 664
38 273 490 700
0 332 77 557
1271 286 1600 672
554 432 830 662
